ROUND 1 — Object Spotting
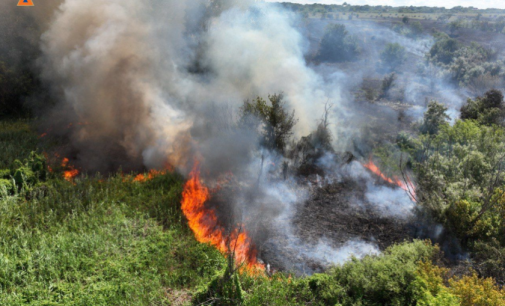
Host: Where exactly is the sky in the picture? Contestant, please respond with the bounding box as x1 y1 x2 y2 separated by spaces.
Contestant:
265 0 505 10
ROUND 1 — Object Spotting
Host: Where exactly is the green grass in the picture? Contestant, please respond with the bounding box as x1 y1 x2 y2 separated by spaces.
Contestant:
0 174 225 305
0 120 225 305
0 120 40 169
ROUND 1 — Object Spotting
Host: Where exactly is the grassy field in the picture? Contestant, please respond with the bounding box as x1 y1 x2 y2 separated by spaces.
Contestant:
1 119 505 305
0 120 225 305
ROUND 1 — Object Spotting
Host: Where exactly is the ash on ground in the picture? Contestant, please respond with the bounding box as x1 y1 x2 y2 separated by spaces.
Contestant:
258 175 415 275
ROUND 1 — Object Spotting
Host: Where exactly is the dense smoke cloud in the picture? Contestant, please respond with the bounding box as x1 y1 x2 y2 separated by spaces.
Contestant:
37 0 348 174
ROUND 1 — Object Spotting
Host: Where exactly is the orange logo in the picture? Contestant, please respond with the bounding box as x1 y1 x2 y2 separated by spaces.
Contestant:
18 0 34 6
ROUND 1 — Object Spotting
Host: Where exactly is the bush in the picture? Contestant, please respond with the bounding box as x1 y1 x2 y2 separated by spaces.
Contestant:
381 72 397 98
325 240 437 305
413 261 460 305
193 265 245 306
449 272 505 306
241 241 439 306
419 101 450 135
317 24 360 62
412 117 505 236
380 43 406 71
0 151 47 194
473 239 505 284
461 89 505 126
411 21 424 37
428 33 461 65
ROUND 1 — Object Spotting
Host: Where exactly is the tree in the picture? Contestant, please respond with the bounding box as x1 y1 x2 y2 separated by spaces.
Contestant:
240 94 297 154
461 89 505 126
419 101 450 135
381 43 406 71
317 24 360 62
428 33 461 65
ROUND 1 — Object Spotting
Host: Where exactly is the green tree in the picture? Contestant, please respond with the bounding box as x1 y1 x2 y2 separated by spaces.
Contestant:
428 33 461 65
380 43 406 71
420 101 450 135
317 24 360 62
240 94 297 154
461 89 505 126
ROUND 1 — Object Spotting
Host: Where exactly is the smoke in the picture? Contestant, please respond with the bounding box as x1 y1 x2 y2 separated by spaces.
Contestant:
37 0 350 174
29 0 425 272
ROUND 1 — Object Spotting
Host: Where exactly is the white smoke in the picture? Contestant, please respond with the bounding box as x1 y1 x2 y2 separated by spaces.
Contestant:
39 0 348 173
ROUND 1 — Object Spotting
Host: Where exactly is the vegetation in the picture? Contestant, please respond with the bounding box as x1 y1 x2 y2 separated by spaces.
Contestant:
460 89 505 126
240 94 297 154
282 3 505 18
393 90 505 289
3 95 505 304
427 33 504 88
316 24 360 62
380 43 406 71
3 2 505 305
0 124 225 304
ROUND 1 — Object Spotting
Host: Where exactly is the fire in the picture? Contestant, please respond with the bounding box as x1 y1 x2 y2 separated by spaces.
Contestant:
61 158 80 182
132 165 175 182
181 163 264 274
363 158 416 202
133 169 164 182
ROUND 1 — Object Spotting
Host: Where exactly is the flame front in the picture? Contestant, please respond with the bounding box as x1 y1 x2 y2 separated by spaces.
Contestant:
133 169 168 182
181 163 264 274
363 158 417 202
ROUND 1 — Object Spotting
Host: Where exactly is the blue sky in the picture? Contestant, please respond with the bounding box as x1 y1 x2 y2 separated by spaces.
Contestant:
265 0 505 10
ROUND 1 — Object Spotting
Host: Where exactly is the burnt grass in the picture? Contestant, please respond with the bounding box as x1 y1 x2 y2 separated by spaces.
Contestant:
293 178 411 250
257 175 415 275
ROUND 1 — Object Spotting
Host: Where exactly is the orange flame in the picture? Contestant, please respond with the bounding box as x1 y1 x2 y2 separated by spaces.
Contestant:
181 163 264 274
132 165 174 182
61 158 80 182
363 158 416 202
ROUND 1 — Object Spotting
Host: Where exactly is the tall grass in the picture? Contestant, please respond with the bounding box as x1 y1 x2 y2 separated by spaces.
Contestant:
0 120 225 305
0 173 225 305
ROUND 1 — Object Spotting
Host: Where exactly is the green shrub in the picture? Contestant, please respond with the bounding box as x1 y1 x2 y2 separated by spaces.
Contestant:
420 101 450 135
328 240 436 305
1 151 48 194
380 43 406 71
413 261 460 306
0 179 13 193
317 24 360 62
461 89 505 126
